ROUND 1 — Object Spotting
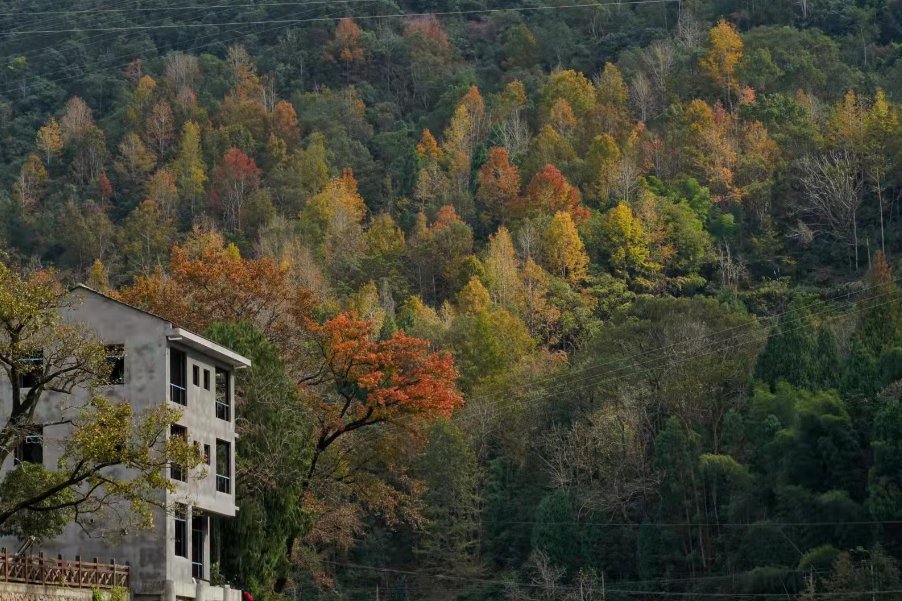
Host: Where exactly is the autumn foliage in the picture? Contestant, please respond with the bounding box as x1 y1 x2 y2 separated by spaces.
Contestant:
306 313 462 449
116 229 305 338
519 164 588 224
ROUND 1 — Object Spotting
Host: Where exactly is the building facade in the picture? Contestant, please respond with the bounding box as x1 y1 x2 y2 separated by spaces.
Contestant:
0 286 250 601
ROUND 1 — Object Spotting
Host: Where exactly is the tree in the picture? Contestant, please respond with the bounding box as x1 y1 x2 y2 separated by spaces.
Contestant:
210 148 261 232
493 81 531 160
754 300 820 389
300 312 463 485
458 276 492 315
519 164 587 224
700 20 744 109
114 133 156 188
59 97 94 144
300 170 368 281
414 420 481 575
583 134 621 203
856 251 902 355
145 100 175 157
205 322 313 597
863 89 899 254
596 202 652 277
0 263 198 539
869 398 902 523
14 154 48 208
35 118 63 166
324 18 366 66
119 200 176 276
441 87 486 208
797 151 865 271
542 69 595 120
476 147 521 224
116 229 305 342
484 226 525 312
591 62 632 139
270 100 300 147
540 212 589 284
502 24 539 70
171 121 207 216
414 129 451 211
531 489 579 571
268 132 330 215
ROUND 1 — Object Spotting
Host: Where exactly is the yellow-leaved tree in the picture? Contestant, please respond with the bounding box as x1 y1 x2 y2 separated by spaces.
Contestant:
700 19 743 110
0 261 201 540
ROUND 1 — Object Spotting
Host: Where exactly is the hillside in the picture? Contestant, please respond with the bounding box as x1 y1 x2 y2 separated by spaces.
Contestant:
4 0 902 599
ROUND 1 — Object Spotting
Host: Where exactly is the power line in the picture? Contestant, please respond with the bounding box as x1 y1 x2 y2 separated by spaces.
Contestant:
0 0 680 35
0 0 336 98
0 0 399 17
476 519 902 528
450 280 898 429
331 274 899 454
449 277 884 421
341 278 901 481
323 560 902 597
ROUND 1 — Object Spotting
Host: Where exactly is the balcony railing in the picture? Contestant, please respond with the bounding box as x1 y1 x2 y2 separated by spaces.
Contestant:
215 400 231 421
0 550 129 589
169 382 187 405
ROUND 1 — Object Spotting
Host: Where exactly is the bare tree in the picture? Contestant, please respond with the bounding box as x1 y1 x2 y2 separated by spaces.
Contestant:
163 52 200 92
675 10 704 50
539 406 659 520
642 40 674 111
145 101 175 157
630 71 654 122
797 0 811 20
494 113 531 160
613 152 642 203
797 151 865 270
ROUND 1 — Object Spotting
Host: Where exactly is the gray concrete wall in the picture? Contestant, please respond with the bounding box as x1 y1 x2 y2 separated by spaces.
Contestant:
0 289 242 596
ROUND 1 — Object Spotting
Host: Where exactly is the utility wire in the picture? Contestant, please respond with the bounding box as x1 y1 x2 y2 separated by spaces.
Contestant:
323 559 902 597
1 0 401 17
451 279 899 428
0 0 339 97
0 0 680 35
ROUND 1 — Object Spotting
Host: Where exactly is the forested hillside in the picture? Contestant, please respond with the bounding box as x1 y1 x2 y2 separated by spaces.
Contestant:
5 0 902 599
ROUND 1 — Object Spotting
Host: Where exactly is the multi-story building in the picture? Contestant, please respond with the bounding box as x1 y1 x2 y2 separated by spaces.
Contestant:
0 285 250 601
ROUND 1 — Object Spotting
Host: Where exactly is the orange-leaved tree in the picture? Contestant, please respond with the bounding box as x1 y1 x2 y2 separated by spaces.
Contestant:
518 163 589 224
476 146 521 224
301 312 463 486
115 229 309 342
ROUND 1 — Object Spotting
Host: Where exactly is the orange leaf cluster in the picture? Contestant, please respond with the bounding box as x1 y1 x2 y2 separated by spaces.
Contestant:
116 231 311 340
310 312 463 434
518 164 588 223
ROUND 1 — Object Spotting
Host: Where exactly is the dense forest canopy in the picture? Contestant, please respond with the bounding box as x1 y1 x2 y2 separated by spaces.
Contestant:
6 0 902 599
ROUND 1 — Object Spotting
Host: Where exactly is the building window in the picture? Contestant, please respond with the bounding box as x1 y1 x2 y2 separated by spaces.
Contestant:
14 426 43 466
215 439 231 494
105 345 125 385
16 351 43 389
215 368 231 422
192 365 200 387
174 505 188 558
203 444 211 465
192 514 207 580
170 425 187 482
169 349 187 405
203 369 210 390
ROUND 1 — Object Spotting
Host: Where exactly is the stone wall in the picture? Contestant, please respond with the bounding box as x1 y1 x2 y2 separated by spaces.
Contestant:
0 582 130 601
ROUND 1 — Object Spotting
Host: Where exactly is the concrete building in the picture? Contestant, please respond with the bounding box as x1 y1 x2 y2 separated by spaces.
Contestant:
0 285 250 601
